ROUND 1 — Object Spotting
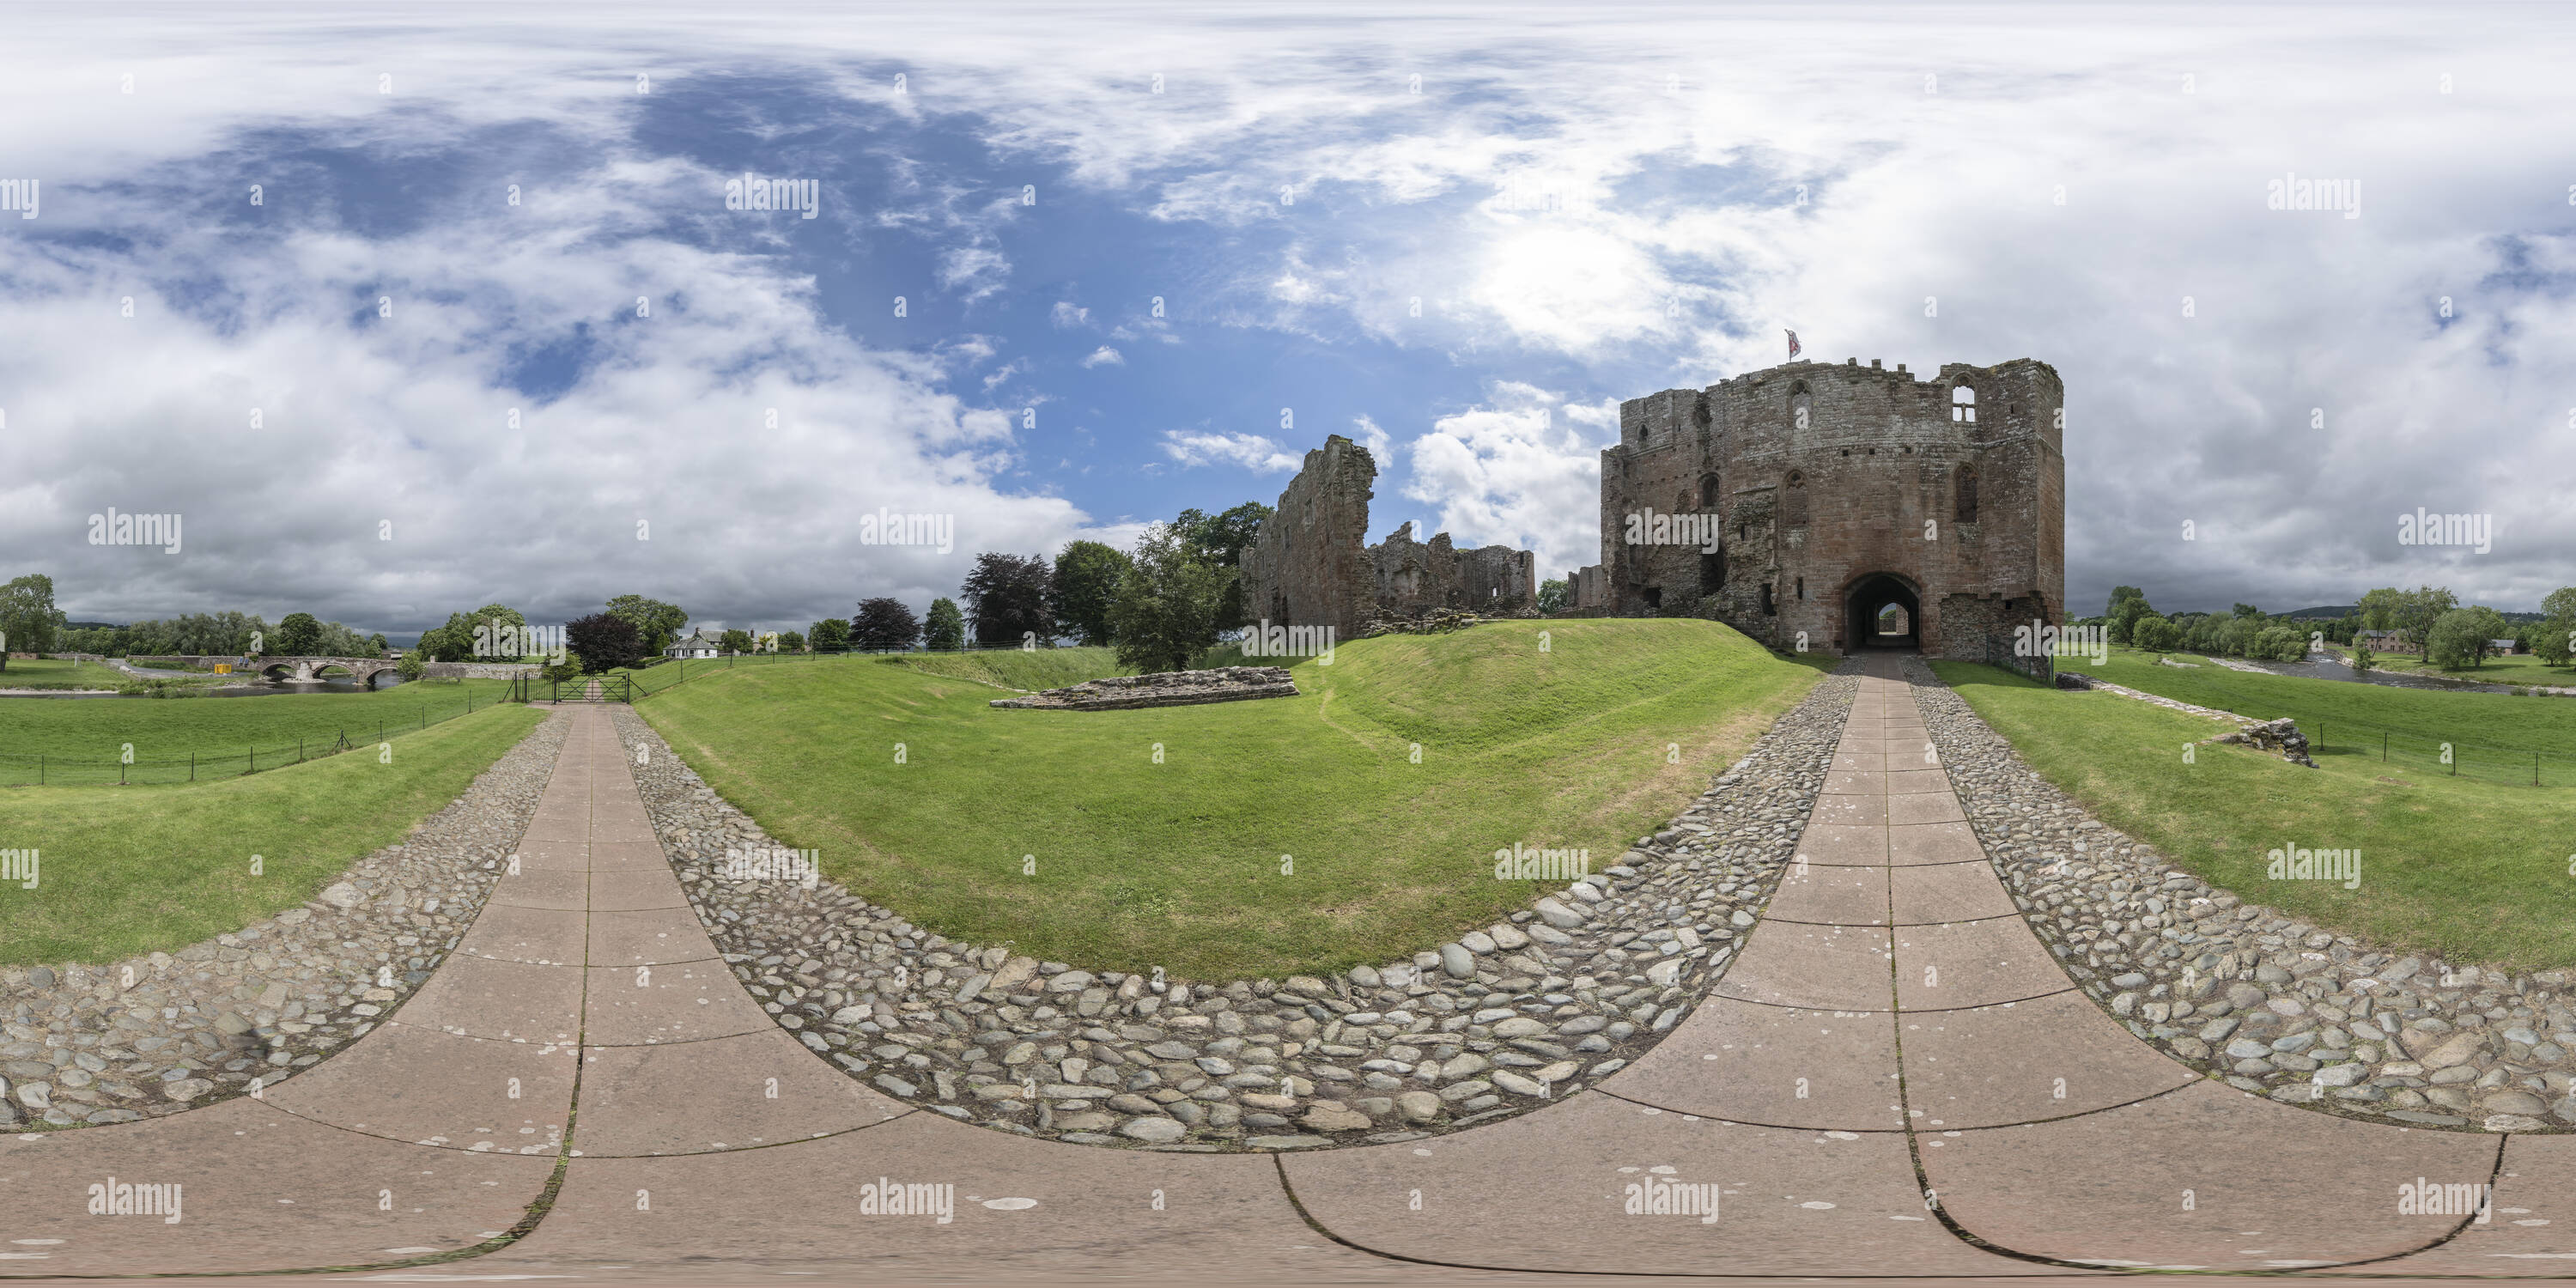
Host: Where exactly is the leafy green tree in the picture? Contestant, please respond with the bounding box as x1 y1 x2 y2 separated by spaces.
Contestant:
2231 602 2263 619
565 612 643 673
853 598 921 651
606 596 689 655
924 598 966 651
368 633 389 654
2389 586 2458 652
0 573 66 669
1108 524 1229 674
1173 501 1275 631
961 553 1053 645
2544 586 2576 623
718 628 756 654
2350 640 2378 674
396 652 427 681
778 629 807 653
2534 618 2575 669
543 651 585 683
2129 614 2178 653
272 612 324 655
1049 540 1133 646
2427 605 2508 669
1537 578 1569 615
809 617 851 652
2105 587 2154 645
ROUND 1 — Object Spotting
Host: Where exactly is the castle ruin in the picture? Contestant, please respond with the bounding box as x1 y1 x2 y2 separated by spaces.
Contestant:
1574 356 2065 677
1238 435 1538 639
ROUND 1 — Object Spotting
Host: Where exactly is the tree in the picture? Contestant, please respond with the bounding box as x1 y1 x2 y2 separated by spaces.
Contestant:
396 652 427 681
468 604 529 657
1108 523 1229 674
1050 540 1133 646
564 612 643 673
2231 602 2263 619
925 598 966 651
719 628 756 654
2105 586 2153 645
853 598 921 651
2545 586 2576 623
272 612 324 656
2426 606 2508 670
961 553 1054 645
2355 586 2403 633
606 595 689 656
1173 501 1274 631
368 633 389 654
2129 614 2179 653
543 651 584 684
1538 578 1569 615
2391 586 2458 652
778 629 807 653
2534 618 2575 669
0 574 66 669
2350 640 2378 675
809 617 851 652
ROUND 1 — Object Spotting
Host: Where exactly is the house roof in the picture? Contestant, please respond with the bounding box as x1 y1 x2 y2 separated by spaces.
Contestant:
670 629 723 647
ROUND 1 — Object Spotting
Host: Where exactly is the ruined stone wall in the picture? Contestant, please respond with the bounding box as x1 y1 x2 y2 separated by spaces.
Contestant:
1241 436 1542 636
1600 356 2063 671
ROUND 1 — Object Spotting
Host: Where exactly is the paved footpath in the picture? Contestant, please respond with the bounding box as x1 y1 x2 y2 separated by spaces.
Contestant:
3 675 2569 1285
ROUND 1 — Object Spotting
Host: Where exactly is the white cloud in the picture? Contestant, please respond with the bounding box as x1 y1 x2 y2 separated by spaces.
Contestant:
1399 383 1613 577
1050 301 1091 328
1080 345 1125 368
1159 430 1301 472
1351 413 1391 460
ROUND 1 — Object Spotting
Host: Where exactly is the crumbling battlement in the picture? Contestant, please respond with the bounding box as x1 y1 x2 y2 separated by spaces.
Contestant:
1241 435 1539 639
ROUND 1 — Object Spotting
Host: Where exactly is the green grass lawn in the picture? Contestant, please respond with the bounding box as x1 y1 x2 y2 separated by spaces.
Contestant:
2063 647 2576 783
1935 660 2576 969
0 658 133 690
611 647 1133 698
0 678 518 785
0 702 546 964
636 619 1831 980
2321 643 2576 687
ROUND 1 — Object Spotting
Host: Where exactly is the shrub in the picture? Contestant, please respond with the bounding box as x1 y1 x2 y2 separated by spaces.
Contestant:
565 613 643 673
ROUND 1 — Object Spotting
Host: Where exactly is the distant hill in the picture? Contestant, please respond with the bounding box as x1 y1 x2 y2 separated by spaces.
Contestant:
2284 605 2355 618
63 621 125 630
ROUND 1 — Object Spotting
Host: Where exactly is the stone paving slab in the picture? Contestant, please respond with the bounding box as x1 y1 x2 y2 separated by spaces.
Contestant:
1888 819 1989 865
1798 823 1888 866
1713 923 1893 1012
510 837 592 872
1280 1091 2035 1277
1889 860 2019 924
1886 791 1969 824
571 1027 907 1157
0 1097 550 1275
486 866 589 911
1807 793 1889 828
396 949 584 1044
489 1110 1391 1279
1923 1078 2496 1269
265 1020 575 1153
1896 993 2198 1129
586 905 717 967
1598 997 1903 1131
2363 1132 2576 1273
580 959 773 1046
1764 860 1890 927
586 838 672 872
1894 917 2075 1011
588 867 690 912
456 901 591 964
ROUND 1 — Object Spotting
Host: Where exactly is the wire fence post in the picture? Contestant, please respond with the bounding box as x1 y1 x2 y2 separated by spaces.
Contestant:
191 751 195 781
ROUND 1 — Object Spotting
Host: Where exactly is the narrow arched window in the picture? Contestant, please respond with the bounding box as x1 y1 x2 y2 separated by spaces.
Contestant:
1783 471 1808 526
1951 384 1977 423
1698 474 1720 509
1761 582 1776 615
1955 464 1979 524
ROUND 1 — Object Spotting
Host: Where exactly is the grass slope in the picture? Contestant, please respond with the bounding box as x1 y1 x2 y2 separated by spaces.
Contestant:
0 703 545 964
0 659 131 690
2069 647 2576 781
1935 660 2574 968
0 679 515 784
638 620 1829 979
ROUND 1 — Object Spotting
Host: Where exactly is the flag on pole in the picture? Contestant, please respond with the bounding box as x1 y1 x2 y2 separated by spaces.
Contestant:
1785 329 1802 360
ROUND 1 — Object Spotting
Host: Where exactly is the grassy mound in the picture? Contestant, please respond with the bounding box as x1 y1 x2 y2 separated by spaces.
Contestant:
0 703 545 964
636 619 1829 979
1935 660 2574 968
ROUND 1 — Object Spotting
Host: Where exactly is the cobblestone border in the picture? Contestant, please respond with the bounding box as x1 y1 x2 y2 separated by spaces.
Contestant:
1905 658 2575 1133
1 712 569 1129
608 663 1857 1150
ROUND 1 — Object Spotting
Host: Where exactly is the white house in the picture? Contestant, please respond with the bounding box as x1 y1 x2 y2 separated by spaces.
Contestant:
666 629 724 659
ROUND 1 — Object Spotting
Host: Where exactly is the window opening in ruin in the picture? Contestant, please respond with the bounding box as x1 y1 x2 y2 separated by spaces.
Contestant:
1698 474 1719 508
1783 471 1807 526
1643 586 1663 610
1952 384 1977 423
1956 465 1979 524
1796 577 1805 600
1701 551 1722 594
1877 604 1910 635
1760 582 1775 615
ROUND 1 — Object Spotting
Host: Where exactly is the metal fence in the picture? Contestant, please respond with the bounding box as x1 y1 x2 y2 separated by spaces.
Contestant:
0 691 502 787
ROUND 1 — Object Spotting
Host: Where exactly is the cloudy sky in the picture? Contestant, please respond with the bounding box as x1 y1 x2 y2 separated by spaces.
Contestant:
3 2 2572 639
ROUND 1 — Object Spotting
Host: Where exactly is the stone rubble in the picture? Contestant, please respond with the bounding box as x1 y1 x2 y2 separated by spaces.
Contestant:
988 666 1297 711
609 668 1858 1151
1906 658 2573 1134
0 713 570 1130
2054 671 2316 766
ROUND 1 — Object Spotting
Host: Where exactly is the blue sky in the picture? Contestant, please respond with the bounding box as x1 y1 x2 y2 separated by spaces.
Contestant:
3 3 2573 638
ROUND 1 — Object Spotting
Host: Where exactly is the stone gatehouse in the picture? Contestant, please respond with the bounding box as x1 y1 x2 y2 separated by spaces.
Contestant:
1573 356 2064 677
1238 435 1537 639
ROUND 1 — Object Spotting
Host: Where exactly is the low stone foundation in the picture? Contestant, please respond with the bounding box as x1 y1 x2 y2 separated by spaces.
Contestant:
990 666 1297 711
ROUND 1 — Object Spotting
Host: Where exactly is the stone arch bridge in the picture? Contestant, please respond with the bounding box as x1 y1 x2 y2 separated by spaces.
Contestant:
254 655 403 684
